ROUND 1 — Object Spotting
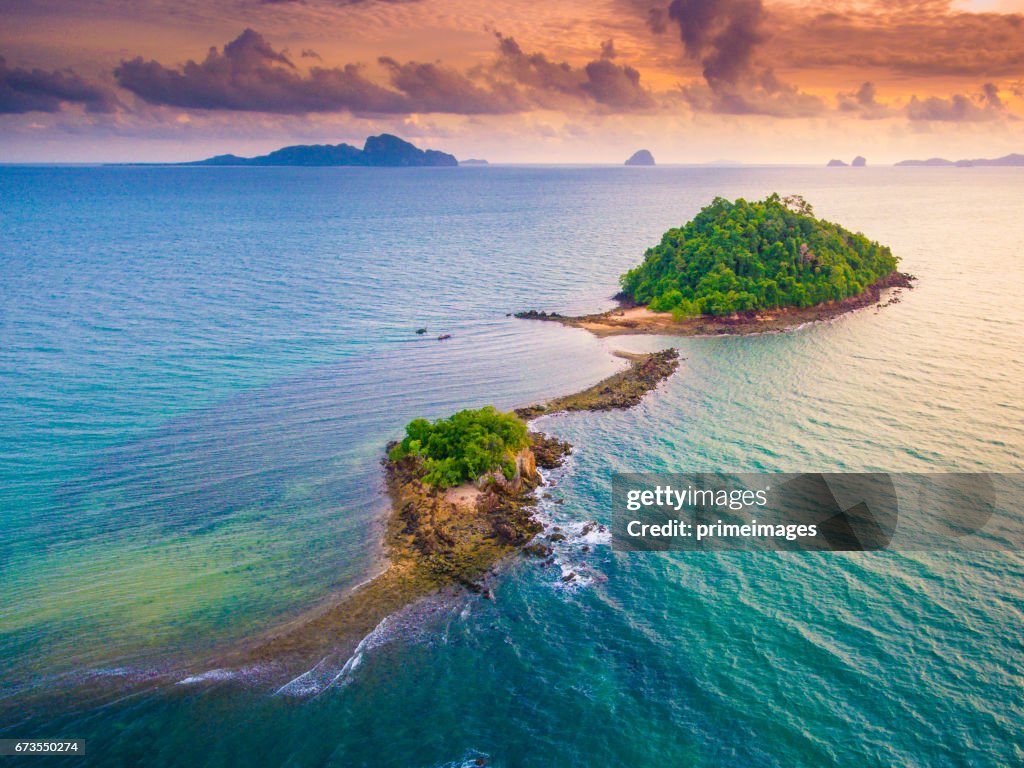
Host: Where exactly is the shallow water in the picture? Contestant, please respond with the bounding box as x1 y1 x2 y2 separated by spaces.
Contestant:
1 165 1022 766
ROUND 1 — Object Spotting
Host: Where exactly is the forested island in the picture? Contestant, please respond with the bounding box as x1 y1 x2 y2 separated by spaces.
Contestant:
183 134 457 167
518 194 913 336
229 353 678 677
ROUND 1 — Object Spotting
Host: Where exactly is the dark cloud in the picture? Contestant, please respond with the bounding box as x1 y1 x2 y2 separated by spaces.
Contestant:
379 57 525 114
772 4 1024 79
682 68 822 117
491 35 581 98
300 49 323 61
981 82 1003 110
580 59 653 109
836 81 890 119
667 0 764 87
115 29 410 114
112 29 655 117
647 7 669 34
491 34 655 111
624 0 1024 119
906 85 1008 122
0 55 116 114
654 0 821 116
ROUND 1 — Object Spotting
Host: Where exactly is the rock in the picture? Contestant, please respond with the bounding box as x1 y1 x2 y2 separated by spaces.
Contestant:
437 334 452 341
415 328 427 334
561 572 576 582
516 447 537 481
527 432 573 469
625 149 655 166
518 349 679 415
523 543 553 558
827 159 848 167
851 155 866 167
548 533 567 542
513 309 564 320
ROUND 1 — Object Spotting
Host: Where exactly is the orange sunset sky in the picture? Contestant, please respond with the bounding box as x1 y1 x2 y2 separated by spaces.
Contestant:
2 0 1024 162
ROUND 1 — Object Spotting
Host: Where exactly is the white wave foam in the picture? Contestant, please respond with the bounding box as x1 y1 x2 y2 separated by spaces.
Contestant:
177 668 238 685
274 615 392 698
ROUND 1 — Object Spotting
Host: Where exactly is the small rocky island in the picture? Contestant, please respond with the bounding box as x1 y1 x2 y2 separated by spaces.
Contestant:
231 351 678 675
625 149 656 166
517 193 914 337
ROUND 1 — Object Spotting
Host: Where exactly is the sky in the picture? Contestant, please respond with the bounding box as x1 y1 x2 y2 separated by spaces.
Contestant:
1 0 1023 163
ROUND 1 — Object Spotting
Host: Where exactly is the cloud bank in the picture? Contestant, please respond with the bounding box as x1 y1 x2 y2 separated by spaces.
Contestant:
0 56 116 114
112 28 658 116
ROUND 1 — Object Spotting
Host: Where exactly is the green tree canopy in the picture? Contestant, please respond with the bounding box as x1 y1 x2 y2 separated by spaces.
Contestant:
389 406 529 488
619 194 898 318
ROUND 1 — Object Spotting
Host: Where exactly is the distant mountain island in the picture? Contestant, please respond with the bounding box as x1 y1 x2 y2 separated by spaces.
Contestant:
186 134 457 167
827 156 867 167
895 153 1024 167
625 150 655 166
459 158 489 166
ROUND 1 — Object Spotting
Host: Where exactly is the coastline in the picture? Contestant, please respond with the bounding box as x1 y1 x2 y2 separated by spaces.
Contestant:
516 271 916 338
192 266 909 685
216 350 679 682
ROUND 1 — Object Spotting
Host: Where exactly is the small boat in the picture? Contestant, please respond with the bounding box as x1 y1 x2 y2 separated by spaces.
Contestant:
415 327 427 335
437 334 452 341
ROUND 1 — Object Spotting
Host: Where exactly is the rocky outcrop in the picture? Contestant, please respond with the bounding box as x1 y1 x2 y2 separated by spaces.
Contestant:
476 447 537 494
625 149 656 166
514 309 564 320
852 156 867 167
516 349 680 418
827 158 848 167
528 432 573 469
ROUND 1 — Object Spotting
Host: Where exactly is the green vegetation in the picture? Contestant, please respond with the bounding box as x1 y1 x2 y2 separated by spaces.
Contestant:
619 194 899 317
388 406 529 488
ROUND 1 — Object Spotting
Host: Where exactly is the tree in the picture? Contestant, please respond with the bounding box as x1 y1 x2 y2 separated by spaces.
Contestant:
619 194 897 317
389 407 529 488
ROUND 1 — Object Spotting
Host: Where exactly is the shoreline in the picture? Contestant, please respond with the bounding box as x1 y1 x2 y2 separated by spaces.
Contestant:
185 268 910 686
515 271 915 338
212 350 679 683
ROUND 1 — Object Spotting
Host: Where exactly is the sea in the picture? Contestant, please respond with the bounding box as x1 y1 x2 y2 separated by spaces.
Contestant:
1 165 1022 767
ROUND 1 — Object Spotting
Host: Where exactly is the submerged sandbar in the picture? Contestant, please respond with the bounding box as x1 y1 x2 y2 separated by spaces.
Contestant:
216 350 680 680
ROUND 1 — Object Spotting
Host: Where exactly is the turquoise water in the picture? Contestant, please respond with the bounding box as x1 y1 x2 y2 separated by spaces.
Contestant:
1 166 1022 766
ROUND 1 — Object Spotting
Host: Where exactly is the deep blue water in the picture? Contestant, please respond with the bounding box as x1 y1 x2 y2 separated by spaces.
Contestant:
1 165 1022 766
